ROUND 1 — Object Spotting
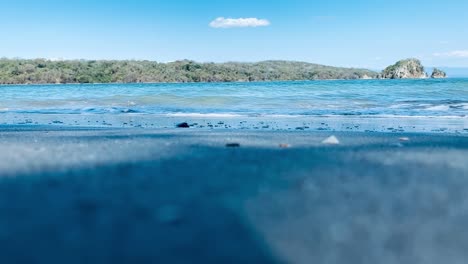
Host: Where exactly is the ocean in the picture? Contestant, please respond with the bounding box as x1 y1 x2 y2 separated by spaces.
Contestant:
1 79 468 133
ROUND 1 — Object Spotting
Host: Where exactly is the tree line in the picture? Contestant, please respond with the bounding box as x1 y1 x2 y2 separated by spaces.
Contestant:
0 59 378 84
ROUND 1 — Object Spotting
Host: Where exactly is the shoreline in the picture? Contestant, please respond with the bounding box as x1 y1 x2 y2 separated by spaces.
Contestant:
1 113 467 134
0 77 462 87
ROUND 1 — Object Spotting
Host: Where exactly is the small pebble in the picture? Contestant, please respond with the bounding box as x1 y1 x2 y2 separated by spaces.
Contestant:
226 143 240 148
322 135 340 145
279 143 291 148
176 122 190 128
399 137 410 142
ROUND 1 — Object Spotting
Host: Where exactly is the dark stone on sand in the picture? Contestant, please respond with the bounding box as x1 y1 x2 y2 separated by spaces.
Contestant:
226 143 240 148
176 122 190 128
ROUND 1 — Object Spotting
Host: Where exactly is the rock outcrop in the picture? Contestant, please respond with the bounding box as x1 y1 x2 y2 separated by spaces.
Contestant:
381 59 428 79
360 74 373 80
431 68 447 78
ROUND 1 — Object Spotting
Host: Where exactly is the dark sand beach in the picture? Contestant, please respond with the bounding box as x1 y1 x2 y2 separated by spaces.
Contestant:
1 126 468 263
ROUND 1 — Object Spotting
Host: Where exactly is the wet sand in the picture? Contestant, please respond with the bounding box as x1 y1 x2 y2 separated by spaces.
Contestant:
2 113 468 134
1 126 468 263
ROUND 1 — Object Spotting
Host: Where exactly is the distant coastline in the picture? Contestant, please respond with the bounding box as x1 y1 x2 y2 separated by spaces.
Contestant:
0 58 457 85
0 59 378 85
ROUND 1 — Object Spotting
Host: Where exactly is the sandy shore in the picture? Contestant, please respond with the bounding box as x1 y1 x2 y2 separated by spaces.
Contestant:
1 126 468 263
2 113 468 134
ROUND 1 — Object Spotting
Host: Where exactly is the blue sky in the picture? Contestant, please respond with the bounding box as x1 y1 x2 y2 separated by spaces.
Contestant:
1 0 468 69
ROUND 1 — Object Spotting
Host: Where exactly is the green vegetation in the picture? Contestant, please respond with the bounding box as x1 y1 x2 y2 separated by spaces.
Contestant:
0 59 378 84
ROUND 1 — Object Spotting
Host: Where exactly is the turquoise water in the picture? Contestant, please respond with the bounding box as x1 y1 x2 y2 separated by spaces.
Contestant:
1 79 468 118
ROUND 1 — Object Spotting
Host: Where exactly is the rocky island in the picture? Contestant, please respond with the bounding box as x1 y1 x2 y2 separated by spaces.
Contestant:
379 58 447 79
380 58 428 79
431 68 447 78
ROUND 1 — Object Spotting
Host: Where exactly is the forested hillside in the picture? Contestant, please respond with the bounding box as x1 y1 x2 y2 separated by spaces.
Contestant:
0 59 378 84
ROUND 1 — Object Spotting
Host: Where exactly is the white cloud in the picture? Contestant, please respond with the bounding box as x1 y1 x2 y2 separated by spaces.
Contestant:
209 17 270 28
433 50 468 58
